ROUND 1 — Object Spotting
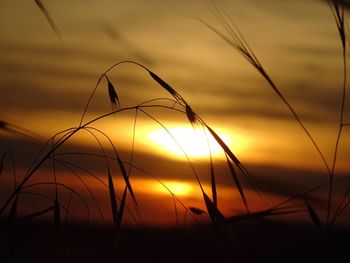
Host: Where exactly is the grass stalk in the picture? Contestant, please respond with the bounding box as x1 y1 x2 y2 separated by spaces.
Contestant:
199 5 332 177
327 0 347 228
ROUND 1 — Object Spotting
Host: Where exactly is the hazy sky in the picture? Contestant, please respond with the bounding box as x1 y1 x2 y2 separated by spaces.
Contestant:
0 0 349 225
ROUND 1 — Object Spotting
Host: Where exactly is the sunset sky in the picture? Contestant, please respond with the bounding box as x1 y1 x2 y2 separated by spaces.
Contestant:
0 0 349 226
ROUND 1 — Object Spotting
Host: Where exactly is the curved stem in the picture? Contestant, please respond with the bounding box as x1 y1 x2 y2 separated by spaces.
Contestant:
0 128 79 214
79 60 150 127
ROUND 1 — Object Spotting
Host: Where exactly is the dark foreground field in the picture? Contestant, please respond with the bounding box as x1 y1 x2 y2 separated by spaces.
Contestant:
0 219 349 263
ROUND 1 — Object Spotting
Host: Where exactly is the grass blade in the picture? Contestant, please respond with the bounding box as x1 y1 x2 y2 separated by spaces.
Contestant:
206 125 246 174
34 0 62 39
225 206 306 223
116 186 127 228
116 154 139 215
189 207 206 216
226 155 249 212
203 191 225 223
305 200 323 229
107 169 119 227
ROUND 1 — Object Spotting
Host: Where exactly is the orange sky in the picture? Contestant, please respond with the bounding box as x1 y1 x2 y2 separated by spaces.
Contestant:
0 0 350 227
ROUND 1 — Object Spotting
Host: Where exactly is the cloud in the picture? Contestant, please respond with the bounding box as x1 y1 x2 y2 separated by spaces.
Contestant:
1 134 342 207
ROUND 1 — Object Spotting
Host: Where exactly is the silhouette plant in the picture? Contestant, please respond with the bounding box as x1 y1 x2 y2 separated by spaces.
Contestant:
200 0 349 229
1 3 350 261
1 59 279 237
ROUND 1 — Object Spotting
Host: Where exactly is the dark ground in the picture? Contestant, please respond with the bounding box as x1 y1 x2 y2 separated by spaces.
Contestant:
0 219 349 263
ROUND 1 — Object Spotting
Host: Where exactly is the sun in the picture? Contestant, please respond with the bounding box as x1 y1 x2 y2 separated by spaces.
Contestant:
147 126 232 159
153 180 194 196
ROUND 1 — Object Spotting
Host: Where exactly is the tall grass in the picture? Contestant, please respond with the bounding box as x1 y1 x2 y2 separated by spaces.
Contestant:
0 1 349 261
0 60 259 230
199 0 349 230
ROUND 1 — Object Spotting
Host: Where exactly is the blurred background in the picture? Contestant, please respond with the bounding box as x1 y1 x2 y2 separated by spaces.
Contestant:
0 0 349 226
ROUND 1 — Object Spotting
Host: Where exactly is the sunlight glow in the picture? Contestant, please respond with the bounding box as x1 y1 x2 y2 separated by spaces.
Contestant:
153 181 194 196
148 127 232 159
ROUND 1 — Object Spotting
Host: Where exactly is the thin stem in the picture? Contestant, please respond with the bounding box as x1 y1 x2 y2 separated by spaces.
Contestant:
52 140 58 199
53 151 198 221
52 156 107 187
201 4 331 175
79 74 104 127
128 109 138 176
262 71 331 176
202 123 217 207
84 126 142 224
138 108 205 193
327 2 347 227
27 128 77 175
331 199 350 225
55 159 106 224
22 182 90 222
173 195 179 229
330 183 350 226
0 128 80 214
79 60 149 127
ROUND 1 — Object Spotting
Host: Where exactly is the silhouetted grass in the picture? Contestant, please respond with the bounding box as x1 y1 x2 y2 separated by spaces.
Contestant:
199 0 349 230
34 0 62 40
0 1 349 262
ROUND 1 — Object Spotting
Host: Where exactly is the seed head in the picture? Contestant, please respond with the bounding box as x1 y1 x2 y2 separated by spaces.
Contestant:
106 77 120 110
185 104 197 124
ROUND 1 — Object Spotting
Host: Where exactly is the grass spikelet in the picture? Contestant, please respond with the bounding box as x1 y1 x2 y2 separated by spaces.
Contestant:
0 120 40 139
226 155 249 212
201 2 331 177
189 207 206 216
148 71 182 102
107 169 119 227
305 200 323 229
106 76 120 110
203 191 225 223
34 0 61 40
185 104 197 124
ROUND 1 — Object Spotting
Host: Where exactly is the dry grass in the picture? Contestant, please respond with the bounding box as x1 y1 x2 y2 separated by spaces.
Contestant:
34 0 61 40
0 0 349 262
199 0 349 230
